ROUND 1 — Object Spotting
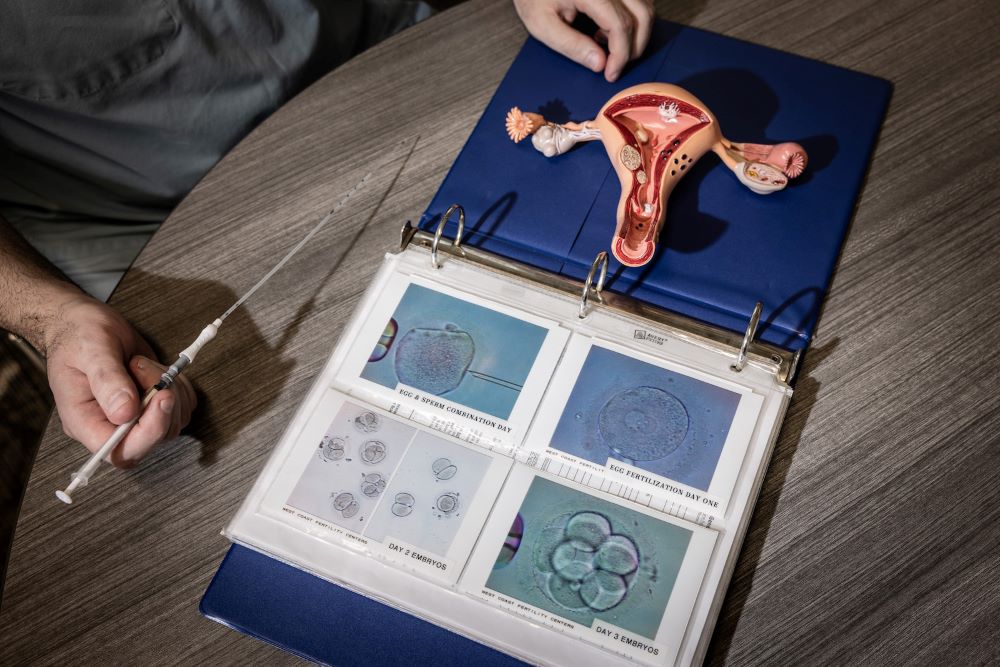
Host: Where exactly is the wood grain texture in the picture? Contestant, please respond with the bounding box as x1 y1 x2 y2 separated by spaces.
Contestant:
2 0 998 664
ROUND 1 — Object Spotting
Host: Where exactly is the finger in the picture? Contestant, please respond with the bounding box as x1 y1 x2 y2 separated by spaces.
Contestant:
622 0 655 55
530 10 606 72
129 356 197 428
128 354 166 391
103 356 197 466
165 375 194 435
167 393 185 441
603 19 633 82
48 365 118 453
175 374 197 427
578 0 635 81
111 388 177 467
77 346 140 426
128 330 156 362
57 394 119 454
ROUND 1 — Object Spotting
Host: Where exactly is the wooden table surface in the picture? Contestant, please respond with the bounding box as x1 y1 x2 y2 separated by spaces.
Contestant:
3 0 998 664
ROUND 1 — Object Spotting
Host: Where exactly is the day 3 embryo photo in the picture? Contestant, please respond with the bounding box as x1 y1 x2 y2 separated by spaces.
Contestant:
485 476 693 640
361 283 548 420
550 346 742 491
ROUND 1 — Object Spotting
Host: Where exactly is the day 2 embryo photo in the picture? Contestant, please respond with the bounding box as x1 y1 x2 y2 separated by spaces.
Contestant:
550 346 742 491
361 283 547 420
364 430 492 557
285 399 495 560
286 402 413 532
485 476 693 640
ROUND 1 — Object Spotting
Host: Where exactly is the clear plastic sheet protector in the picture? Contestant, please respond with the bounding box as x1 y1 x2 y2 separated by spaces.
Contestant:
226 246 792 666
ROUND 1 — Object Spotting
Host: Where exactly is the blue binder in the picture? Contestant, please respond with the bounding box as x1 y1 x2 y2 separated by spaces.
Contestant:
201 544 521 666
202 20 890 665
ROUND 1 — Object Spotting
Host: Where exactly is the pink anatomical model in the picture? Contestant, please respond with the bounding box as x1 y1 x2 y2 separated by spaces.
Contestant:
505 83 808 267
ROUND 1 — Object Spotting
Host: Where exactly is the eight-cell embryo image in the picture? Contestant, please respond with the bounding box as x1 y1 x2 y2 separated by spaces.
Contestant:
485 476 693 640
365 431 492 556
286 402 413 531
361 283 548 420
550 346 742 491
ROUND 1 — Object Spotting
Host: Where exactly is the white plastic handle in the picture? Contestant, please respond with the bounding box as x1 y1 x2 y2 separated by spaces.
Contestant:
179 318 222 363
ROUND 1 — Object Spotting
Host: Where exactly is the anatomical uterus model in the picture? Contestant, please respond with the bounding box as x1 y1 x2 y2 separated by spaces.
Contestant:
505 83 808 267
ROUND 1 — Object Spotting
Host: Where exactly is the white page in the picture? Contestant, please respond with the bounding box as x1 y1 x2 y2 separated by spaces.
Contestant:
256 389 512 585
227 246 793 666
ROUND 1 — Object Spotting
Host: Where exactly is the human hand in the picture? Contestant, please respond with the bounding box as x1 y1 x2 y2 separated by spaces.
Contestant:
42 294 196 468
513 0 655 82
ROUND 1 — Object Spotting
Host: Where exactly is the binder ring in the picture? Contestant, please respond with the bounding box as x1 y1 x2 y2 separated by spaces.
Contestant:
431 204 466 268
578 251 609 318
731 302 763 372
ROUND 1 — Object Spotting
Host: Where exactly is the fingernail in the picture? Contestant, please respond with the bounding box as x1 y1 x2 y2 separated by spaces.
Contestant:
110 389 131 415
586 51 602 71
160 397 175 415
606 68 620 82
134 356 147 370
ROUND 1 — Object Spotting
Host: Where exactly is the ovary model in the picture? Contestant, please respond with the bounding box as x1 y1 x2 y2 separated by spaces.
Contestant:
505 83 808 267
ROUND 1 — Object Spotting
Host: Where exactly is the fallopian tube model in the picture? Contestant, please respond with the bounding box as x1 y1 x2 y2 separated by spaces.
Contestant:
505 83 808 267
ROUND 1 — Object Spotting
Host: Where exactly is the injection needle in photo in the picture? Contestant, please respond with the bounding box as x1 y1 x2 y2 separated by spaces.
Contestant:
56 137 419 505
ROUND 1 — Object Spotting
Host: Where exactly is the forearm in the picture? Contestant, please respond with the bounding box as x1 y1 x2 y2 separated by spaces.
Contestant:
0 214 86 354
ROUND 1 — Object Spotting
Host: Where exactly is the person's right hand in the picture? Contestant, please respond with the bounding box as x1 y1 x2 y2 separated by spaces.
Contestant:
42 293 196 468
513 0 655 82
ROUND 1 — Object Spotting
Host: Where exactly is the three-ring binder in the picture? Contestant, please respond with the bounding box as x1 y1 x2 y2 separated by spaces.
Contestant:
578 251 608 319
732 302 763 373
400 208 800 383
430 203 466 268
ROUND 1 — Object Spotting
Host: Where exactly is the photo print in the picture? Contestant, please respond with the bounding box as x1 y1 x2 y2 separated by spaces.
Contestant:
483 475 694 640
544 342 757 493
360 283 548 421
286 400 414 532
365 430 493 557
269 392 513 582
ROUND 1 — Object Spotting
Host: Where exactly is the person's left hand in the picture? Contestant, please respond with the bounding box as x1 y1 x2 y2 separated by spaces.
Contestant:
513 0 655 82
42 293 197 467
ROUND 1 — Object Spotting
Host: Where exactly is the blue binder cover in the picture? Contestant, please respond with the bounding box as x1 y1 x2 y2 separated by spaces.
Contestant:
201 544 523 666
421 21 890 351
202 21 890 665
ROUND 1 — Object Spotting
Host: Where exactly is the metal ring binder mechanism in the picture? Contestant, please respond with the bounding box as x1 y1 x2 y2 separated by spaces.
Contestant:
732 301 763 373
402 205 800 382
430 203 466 268
579 251 608 319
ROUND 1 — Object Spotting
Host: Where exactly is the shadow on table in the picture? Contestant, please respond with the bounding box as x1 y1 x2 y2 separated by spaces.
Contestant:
705 336 840 665
121 135 416 469
120 270 297 468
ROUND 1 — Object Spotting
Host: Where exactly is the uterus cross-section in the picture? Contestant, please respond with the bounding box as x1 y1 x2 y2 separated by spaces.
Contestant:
505 83 808 267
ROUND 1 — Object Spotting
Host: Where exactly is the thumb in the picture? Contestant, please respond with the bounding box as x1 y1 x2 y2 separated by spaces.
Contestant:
80 350 141 426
